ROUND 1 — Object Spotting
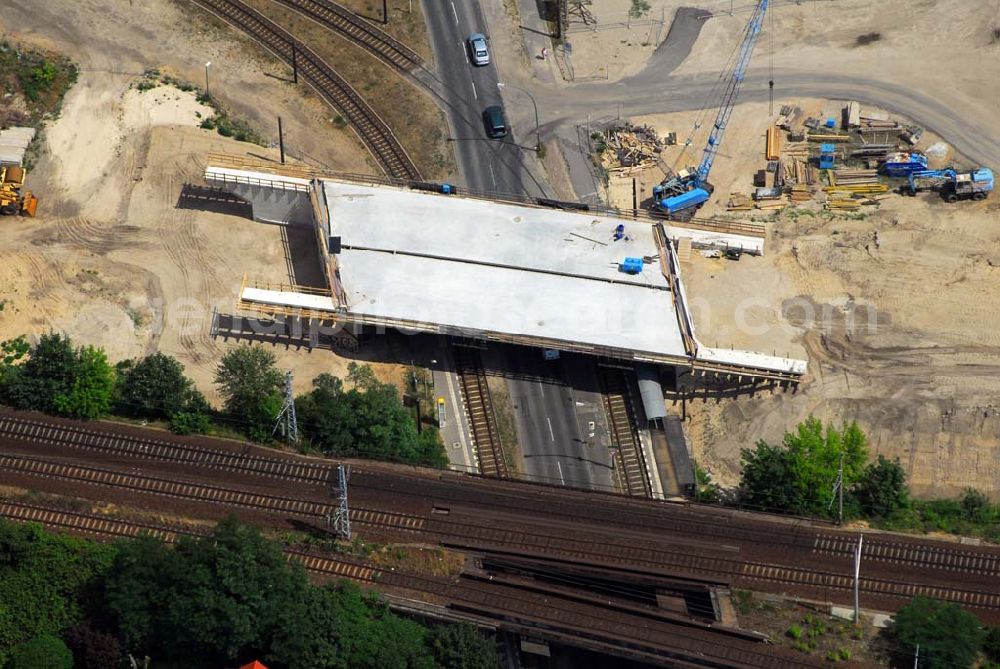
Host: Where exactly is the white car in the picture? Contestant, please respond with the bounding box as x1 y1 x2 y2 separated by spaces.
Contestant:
467 33 490 66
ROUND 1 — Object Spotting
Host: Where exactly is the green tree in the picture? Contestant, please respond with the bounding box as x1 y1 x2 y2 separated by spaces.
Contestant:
739 417 868 517
853 455 909 518
117 352 193 418
296 367 447 467
3 332 77 412
6 635 73 669
0 521 116 663
884 596 984 669
52 344 116 419
215 345 283 440
429 623 502 669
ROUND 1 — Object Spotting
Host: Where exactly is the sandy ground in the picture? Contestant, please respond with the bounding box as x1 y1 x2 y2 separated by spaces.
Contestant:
558 0 691 81
0 0 416 401
608 98 1000 498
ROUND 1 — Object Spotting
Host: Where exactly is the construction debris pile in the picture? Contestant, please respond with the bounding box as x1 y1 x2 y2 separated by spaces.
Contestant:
596 123 674 176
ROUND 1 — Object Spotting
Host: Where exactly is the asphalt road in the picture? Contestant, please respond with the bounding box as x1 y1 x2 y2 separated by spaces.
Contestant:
503 347 614 491
420 0 526 195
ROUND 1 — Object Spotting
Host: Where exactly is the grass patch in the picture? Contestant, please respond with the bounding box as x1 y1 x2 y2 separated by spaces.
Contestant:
855 32 882 47
875 489 1000 543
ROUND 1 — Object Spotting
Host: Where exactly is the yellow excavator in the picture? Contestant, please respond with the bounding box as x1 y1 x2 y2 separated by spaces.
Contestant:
0 166 38 217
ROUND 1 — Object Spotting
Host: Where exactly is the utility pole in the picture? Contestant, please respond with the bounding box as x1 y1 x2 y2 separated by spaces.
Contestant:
273 370 298 443
913 644 919 668
328 463 352 540
204 61 211 96
853 534 863 623
278 116 285 164
830 451 844 524
383 0 388 24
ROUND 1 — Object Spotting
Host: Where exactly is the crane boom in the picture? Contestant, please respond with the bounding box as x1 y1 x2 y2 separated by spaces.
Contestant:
697 0 769 181
654 0 769 215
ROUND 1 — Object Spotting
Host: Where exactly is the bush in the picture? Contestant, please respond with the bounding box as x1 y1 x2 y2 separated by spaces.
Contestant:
7 635 73 669
786 625 803 640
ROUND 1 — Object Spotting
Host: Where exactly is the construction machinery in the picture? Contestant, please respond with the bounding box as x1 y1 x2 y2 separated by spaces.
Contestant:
905 167 994 202
0 165 38 217
652 0 768 216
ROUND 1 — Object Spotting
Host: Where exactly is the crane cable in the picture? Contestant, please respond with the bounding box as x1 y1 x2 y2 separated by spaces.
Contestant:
768 1 775 117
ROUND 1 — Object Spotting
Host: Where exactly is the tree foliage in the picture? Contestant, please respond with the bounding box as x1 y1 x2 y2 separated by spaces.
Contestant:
6 635 73 669
295 364 447 467
215 344 283 440
883 596 985 669
52 345 116 419
0 522 116 664
65 621 122 669
117 352 212 434
739 417 868 517
428 623 502 669
854 455 909 518
117 352 193 419
1 333 116 419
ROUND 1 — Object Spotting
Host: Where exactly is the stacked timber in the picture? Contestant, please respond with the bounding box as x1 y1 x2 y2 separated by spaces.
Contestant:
807 133 850 143
727 193 753 211
831 168 880 186
789 184 813 202
766 126 781 160
598 123 666 174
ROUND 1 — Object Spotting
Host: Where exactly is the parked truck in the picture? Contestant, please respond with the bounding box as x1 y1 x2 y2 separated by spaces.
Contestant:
906 167 994 202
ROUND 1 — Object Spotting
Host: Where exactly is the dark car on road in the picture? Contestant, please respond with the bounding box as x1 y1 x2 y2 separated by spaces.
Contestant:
482 105 508 139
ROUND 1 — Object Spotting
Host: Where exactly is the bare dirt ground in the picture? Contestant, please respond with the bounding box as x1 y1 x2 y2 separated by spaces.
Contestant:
618 99 1000 499
0 0 421 401
552 0 1000 498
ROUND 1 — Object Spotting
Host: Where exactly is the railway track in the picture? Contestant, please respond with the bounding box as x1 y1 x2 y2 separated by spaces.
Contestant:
6 412 1000 621
597 365 651 497
0 412 332 484
269 0 422 72
188 0 420 180
0 500 830 668
452 346 509 478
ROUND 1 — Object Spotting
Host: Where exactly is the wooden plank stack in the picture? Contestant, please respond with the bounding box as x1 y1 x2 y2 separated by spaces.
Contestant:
766 126 781 161
789 184 814 202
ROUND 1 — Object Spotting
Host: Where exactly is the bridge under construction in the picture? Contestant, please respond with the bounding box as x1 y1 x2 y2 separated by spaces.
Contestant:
203 158 805 384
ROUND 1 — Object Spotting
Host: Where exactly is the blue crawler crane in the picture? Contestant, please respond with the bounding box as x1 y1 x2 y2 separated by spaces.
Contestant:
653 0 769 216
906 167 994 202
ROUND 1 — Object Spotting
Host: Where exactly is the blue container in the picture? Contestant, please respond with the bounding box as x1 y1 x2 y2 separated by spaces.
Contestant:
882 152 928 177
619 257 644 274
661 187 709 214
972 168 994 190
440 183 454 194
825 117 836 128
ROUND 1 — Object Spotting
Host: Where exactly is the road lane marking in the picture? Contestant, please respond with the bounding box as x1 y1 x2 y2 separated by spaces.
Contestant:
557 461 565 485
546 417 555 441
489 163 497 187
537 380 545 398
451 2 459 24
471 80 477 99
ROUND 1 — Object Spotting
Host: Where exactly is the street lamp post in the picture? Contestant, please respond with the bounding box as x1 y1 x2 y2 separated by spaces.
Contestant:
204 61 212 96
497 82 540 152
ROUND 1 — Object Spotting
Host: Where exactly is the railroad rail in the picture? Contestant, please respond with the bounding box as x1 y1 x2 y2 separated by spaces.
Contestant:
269 0 422 72
0 499 833 668
187 0 420 180
451 346 509 478
596 365 651 497
0 412 332 484
6 412 1000 622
